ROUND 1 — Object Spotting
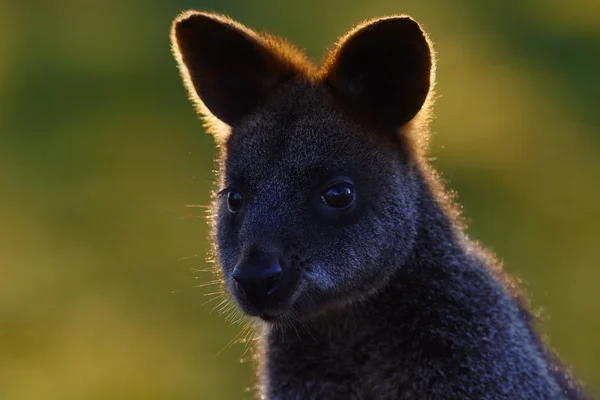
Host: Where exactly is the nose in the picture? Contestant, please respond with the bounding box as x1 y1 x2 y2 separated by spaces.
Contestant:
233 262 282 308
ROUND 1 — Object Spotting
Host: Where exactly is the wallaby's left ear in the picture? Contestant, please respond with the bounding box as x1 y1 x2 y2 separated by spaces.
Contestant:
324 16 433 129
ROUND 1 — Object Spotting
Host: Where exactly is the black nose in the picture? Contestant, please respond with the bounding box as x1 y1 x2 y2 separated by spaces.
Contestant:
233 263 282 308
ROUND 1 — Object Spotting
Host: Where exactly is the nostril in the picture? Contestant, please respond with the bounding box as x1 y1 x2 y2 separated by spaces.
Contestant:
232 269 244 283
265 270 282 294
262 263 282 293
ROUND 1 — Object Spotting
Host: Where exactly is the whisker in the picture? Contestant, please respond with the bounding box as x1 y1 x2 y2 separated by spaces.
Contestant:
295 312 318 343
217 321 252 356
225 310 247 325
211 298 230 314
240 323 257 358
194 279 222 288
163 207 204 220
191 267 216 274
200 295 223 307
219 302 237 317
184 204 211 209
290 318 307 358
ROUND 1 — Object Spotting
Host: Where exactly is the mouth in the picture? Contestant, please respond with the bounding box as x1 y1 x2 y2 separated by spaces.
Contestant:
233 291 291 320
231 278 306 322
258 312 285 322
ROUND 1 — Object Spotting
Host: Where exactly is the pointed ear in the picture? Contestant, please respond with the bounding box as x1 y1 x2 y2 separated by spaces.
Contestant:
324 16 433 129
171 11 302 129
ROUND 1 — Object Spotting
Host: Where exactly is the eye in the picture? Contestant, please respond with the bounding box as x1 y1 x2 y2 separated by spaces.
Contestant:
227 190 244 213
321 181 355 209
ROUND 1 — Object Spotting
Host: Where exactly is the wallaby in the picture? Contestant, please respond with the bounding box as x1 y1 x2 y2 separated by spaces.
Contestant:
170 10 589 400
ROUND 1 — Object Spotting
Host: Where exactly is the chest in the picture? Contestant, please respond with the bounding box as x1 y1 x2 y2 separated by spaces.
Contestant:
263 325 423 399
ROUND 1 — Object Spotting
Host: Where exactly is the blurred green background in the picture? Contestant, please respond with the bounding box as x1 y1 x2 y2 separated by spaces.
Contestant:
1 0 598 398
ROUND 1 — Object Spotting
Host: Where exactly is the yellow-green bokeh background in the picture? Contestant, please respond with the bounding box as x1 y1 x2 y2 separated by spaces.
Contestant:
1 1 598 398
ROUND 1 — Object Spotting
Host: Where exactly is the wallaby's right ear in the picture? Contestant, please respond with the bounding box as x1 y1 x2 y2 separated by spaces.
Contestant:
171 11 301 133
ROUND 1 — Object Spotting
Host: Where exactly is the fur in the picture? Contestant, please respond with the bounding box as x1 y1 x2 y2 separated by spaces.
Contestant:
170 11 588 399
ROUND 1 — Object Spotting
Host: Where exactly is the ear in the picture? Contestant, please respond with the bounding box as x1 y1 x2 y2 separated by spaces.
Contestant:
324 16 433 129
171 11 301 129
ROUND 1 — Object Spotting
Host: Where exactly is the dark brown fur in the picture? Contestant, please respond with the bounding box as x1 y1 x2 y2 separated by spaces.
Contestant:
171 11 588 399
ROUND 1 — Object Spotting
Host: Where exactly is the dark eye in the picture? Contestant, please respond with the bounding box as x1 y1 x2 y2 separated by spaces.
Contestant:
227 190 243 213
321 181 355 209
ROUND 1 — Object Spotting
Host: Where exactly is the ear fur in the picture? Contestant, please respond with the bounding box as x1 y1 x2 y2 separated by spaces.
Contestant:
170 11 312 141
323 16 434 131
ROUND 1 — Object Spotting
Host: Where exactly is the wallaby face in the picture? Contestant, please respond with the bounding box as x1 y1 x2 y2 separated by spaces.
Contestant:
172 12 431 321
216 87 421 321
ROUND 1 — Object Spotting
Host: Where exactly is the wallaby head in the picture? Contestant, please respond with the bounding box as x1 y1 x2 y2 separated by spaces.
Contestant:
171 11 435 322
